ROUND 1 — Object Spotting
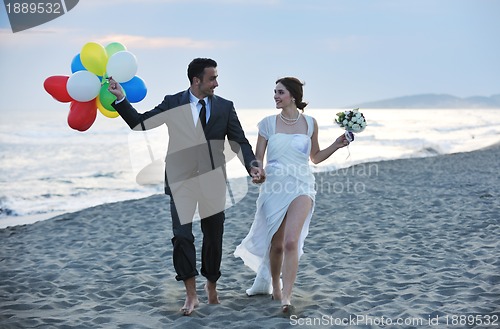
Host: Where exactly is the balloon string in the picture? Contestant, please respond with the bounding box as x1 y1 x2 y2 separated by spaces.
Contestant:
101 74 109 86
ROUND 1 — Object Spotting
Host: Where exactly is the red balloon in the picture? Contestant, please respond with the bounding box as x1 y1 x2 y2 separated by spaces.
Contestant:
44 75 73 103
68 100 97 131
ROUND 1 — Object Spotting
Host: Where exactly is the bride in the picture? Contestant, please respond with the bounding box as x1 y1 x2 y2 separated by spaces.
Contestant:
234 77 350 314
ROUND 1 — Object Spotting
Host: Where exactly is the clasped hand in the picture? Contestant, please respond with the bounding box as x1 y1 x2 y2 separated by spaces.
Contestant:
250 166 266 184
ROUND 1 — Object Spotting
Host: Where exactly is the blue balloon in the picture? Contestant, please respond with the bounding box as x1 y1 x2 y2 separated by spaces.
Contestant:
122 76 147 103
71 54 86 73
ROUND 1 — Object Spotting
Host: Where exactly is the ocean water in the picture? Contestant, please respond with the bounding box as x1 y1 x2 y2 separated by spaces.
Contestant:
1 108 499 228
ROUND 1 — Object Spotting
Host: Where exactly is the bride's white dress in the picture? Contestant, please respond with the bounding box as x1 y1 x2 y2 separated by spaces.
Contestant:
234 114 316 291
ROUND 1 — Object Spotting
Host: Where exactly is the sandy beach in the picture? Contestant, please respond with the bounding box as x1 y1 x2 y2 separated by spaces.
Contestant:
1 145 499 328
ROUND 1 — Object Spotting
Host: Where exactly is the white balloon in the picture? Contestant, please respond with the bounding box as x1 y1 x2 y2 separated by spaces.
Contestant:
106 51 138 83
66 71 101 102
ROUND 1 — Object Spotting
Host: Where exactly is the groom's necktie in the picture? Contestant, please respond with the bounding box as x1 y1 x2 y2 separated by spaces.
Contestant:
198 99 207 129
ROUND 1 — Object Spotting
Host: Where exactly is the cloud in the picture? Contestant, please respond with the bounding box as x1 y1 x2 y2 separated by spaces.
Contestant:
94 34 231 49
0 29 231 50
0 27 64 48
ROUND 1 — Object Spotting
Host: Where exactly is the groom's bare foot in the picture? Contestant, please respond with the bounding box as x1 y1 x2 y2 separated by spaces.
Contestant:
181 277 199 316
180 296 199 316
205 281 220 304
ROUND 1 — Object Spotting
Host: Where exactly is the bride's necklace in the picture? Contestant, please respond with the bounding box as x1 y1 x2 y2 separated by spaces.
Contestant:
279 111 301 125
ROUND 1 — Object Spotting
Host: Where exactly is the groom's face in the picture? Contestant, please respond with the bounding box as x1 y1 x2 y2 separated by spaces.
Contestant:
196 67 218 98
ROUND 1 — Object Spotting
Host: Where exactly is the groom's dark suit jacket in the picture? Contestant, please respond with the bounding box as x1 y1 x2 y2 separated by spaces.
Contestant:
112 89 256 195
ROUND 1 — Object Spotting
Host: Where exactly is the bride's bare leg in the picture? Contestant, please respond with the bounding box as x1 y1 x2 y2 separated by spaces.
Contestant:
270 221 285 300
280 196 312 310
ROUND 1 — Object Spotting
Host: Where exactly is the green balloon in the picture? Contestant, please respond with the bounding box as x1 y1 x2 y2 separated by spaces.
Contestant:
105 42 127 58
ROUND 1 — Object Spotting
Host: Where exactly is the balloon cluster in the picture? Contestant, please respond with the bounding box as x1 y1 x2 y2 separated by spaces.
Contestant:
43 42 147 131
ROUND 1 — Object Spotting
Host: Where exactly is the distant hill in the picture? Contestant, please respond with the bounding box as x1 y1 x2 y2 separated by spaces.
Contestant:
350 93 500 109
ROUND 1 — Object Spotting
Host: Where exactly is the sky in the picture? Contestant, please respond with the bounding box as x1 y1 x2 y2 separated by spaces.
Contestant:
0 0 499 115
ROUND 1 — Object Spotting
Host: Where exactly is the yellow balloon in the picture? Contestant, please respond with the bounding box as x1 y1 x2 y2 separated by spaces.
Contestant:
97 95 120 118
81 42 108 76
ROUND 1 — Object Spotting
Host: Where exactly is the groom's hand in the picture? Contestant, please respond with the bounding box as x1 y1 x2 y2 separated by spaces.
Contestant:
250 166 265 184
107 77 125 101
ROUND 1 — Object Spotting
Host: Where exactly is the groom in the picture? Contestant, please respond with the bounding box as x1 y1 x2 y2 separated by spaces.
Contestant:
108 58 264 315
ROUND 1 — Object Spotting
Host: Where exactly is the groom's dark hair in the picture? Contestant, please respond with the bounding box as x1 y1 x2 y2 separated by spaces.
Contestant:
188 58 217 83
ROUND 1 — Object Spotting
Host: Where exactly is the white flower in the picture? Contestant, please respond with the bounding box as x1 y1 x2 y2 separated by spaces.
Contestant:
335 108 366 134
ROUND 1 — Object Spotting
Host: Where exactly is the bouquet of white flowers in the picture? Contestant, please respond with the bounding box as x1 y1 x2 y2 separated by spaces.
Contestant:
335 108 367 142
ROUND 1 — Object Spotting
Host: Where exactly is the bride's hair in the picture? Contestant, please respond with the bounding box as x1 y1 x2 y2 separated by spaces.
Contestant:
275 77 308 111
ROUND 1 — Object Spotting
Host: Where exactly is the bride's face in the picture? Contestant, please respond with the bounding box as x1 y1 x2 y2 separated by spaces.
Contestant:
274 83 293 109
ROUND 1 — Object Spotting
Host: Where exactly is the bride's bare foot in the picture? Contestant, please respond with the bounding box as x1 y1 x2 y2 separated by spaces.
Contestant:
205 281 220 304
281 303 295 315
281 295 293 314
180 296 199 316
